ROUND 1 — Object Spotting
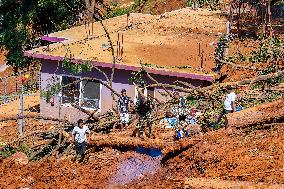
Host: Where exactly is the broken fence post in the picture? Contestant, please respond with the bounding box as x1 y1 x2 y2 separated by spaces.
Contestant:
3 78 6 102
58 95 62 126
18 83 24 135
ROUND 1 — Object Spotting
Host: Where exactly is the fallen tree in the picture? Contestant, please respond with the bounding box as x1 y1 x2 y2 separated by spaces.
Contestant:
0 114 72 124
227 99 284 128
89 134 166 149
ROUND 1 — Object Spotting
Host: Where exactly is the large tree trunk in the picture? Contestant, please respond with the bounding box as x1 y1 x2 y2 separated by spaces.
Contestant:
227 99 284 128
267 0 273 37
89 134 167 149
89 133 201 156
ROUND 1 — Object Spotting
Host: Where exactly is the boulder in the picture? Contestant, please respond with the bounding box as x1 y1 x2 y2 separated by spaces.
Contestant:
10 152 29 165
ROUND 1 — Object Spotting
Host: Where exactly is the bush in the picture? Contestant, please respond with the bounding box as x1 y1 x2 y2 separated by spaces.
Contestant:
186 0 221 10
106 7 130 18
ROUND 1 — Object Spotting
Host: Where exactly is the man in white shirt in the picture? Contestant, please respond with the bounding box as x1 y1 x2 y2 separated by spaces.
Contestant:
71 119 90 162
223 85 236 114
216 85 236 129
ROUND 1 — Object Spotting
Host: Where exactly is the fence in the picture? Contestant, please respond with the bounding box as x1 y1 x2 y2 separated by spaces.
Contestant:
0 87 100 135
0 75 22 97
0 67 104 135
0 70 40 103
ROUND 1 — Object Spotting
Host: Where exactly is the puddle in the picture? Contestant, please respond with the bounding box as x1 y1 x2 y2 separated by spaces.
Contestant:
107 147 162 188
135 147 162 158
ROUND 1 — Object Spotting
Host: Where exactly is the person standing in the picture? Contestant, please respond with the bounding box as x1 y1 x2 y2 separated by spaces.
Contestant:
223 85 236 114
171 92 189 125
217 85 237 128
134 95 155 138
117 89 130 130
71 119 90 162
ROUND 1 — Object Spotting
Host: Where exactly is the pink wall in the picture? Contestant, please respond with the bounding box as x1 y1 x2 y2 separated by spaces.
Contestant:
40 60 208 123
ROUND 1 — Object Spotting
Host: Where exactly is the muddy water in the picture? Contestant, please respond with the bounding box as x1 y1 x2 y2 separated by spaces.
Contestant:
107 148 162 188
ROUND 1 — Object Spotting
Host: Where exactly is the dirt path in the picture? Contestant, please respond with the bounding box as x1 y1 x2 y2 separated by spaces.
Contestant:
0 94 40 119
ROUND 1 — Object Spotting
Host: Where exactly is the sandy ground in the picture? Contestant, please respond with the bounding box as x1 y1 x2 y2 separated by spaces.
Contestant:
0 50 6 67
29 8 227 74
0 94 41 143
0 94 40 118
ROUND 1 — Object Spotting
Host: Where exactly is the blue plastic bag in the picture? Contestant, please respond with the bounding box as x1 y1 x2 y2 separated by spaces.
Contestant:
236 106 244 112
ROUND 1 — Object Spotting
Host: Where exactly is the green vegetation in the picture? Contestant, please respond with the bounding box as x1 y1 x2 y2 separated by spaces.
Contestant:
18 144 32 158
42 82 61 103
0 0 85 70
227 37 284 64
62 56 93 75
0 146 16 159
105 7 131 18
129 69 148 88
105 0 145 18
0 144 32 159
186 0 221 10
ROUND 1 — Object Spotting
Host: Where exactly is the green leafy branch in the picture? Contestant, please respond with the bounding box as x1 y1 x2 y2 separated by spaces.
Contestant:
129 69 147 88
227 37 284 64
62 56 93 75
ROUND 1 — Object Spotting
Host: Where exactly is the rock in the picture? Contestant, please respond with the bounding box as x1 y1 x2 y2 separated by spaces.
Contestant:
10 152 29 165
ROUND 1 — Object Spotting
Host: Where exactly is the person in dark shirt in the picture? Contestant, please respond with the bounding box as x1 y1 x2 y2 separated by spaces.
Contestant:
134 96 155 138
117 89 130 130
171 92 189 122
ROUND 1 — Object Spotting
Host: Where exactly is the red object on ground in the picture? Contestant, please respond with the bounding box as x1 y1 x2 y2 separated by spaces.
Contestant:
190 108 197 117
50 96 55 106
21 76 26 82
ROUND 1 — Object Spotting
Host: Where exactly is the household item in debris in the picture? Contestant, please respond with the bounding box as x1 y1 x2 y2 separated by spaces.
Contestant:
102 43 109 51
177 129 184 139
236 106 244 112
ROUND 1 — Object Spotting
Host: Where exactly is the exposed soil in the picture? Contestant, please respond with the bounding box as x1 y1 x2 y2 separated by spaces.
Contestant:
1 1 284 189
2 97 284 188
0 95 283 188
29 8 226 75
0 49 6 67
140 0 187 15
1 123 284 188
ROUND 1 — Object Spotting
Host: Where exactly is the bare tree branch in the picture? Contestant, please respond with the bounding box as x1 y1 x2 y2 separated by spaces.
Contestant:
215 58 262 71
141 64 174 98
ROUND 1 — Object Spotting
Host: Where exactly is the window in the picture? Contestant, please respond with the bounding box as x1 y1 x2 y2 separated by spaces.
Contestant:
60 75 101 110
61 76 80 105
81 80 100 109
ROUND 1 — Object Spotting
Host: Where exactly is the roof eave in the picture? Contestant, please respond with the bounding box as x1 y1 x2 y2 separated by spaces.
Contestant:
24 51 215 82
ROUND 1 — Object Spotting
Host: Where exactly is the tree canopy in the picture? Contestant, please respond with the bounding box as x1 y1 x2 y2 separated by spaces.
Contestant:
0 0 85 69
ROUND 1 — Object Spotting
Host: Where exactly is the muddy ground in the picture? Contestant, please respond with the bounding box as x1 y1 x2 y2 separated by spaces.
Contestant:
1 1 284 189
1 121 284 188
1 95 283 188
